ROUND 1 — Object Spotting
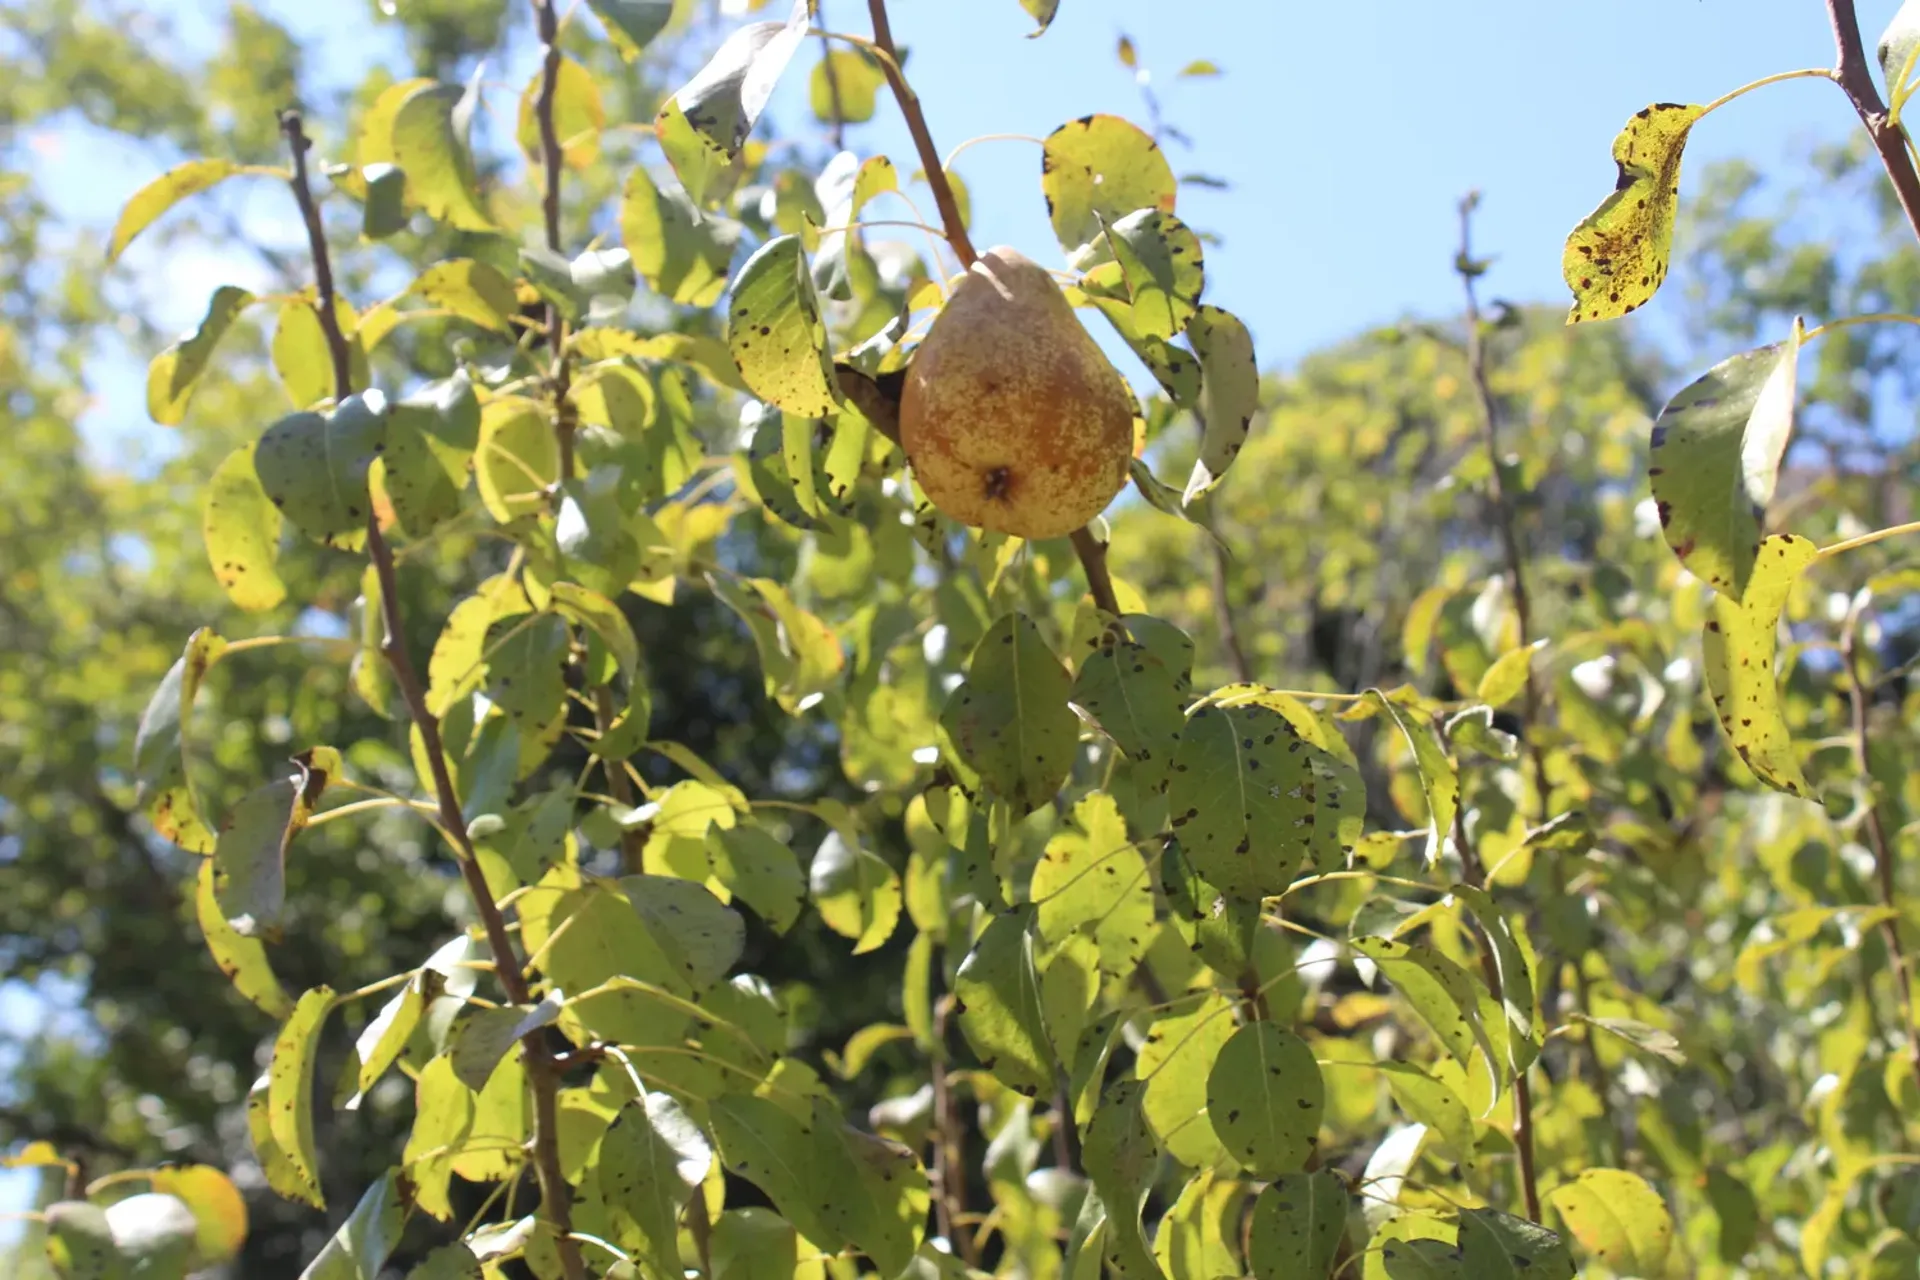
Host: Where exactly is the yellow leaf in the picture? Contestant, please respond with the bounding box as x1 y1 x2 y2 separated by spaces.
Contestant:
1477 640 1544 709
1563 102 1704 323
109 158 241 262
1702 534 1818 797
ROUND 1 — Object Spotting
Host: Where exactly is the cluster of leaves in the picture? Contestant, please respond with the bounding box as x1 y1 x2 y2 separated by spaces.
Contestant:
19 0 1920 1278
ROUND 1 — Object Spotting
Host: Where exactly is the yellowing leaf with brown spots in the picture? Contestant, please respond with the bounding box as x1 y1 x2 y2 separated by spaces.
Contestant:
726 234 840 417
1563 102 1704 323
109 158 244 262
202 444 286 612
1649 322 1801 599
1041 113 1176 267
1548 1169 1673 1276
1702 534 1817 798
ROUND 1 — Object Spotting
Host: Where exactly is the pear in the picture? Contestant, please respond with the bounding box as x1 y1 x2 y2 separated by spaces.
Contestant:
901 245 1134 540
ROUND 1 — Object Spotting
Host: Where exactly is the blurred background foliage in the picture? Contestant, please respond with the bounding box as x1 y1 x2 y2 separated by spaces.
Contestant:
8 1 1920 1276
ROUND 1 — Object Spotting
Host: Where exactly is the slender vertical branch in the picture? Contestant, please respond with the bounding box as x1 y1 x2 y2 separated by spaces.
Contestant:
1069 527 1122 616
1843 602 1920 1078
866 0 976 268
1826 0 1920 247
534 0 577 483
280 108 584 1280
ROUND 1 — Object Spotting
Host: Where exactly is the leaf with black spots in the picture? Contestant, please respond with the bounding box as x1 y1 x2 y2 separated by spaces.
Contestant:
1184 305 1260 505
262 986 336 1210
940 612 1078 815
1071 631 1187 791
1165 700 1315 901
203 444 286 612
1080 1078 1164 1276
658 0 809 198
1207 1022 1323 1177
1563 102 1704 323
133 627 228 854
1042 114 1175 267
1032 792 1152 978
484 613 570 729
954 907 1055 1096
596 1092 712 1277
1082 208 1205 341
408 259 518 333
727 235 841 417
382 373 479 536
1457 1208 1576 1279
110 158 243 261
1247 1171 1346 1280
254 393 387 545
1546 1169 1672 1276
1647 323 1800 599
1352 937 1495 1080
620 873 747 991
1701 534 1818 796
196 859 293 1019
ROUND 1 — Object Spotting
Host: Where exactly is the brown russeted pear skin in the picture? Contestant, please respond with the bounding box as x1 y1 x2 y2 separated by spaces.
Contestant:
900 245 1135 540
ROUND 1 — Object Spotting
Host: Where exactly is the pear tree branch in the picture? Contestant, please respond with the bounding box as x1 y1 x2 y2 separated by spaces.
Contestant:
866 0 975 268
280 109 584 1280
1826 0 1920 246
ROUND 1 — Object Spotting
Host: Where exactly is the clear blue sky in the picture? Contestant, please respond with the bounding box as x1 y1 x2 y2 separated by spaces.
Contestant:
0 0 1901 1229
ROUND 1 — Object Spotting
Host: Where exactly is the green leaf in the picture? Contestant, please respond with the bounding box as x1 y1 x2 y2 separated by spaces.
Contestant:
1352 937 1491 1074
1033 792 1153 978
1166 700 1315 901
1099 305 1203 407
549 581 638 682
1449 883 1535 1048
1702 534 1818 796
1082 208 1204 340
1703 1168 1758 1263
383 373 479 536
1081 1078 1164 1277
484 612 570 729
196 858 293 1019
516 54 603 169
589 0 674 59
1042 113 1175 266
618 873 746 989
1458 1208 1575 1280
1647 322 1800 598
1563 102 1704 323
148 285 253 424
727 235 841 417
1161 839 1259 974
40 1199 135 1279
426 576 530 717
1247 1171 1346 1280
405 1244 483 1280
827 1105 930 1276
1476 641 1543 710
1376 1062 1476 1171
940 612 1078 815
271 298 350 410
1365 691 1458 868
341 970 435 1108
709 1093 840 1248
654 98 734 212
1182 305 1260 503
710 1207 800 1279
955 907 1055 1095
255 393 387 545
449 1000 556 1092
263 986 335 1210
662 0 808 173
1070 630 1189 791
298 1169 407 1280
743 401 822 531
203 444 286 612
401 1056 476 1221
109 157 242 262
597 1092 712 1277
811 49 884 123
133 627 228 854
622 164 738 307
1137 992 1235 1168
1546 1169 1673 1277
806 829 900 952
1881 1 1920 102
1206 1022 1323 1177
362 163 407 239
474 397 560 522
1152 1168 1245 1280
387 80 493 231
409 259 518 333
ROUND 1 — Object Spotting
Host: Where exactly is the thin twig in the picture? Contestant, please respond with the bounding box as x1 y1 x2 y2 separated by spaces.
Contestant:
1827 0 1920 247
1069 526 1122 616
930 993 976 1263
281 107 584 1280
1843 600 1920 1079
534 0 576 482
865 0 976 267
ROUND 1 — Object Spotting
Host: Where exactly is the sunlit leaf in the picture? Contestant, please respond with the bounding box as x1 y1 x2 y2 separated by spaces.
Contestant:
727 234 841 417
1376 1062 1476 1171
1136 992 1234 1168
1042 113 1176 266
1458 1209 1575 1280
622 164 738 307
342 970 435 1109
387 79 493 231
1071 618 1189 793
148 1165 248 1268
1352 937 1491 1075
271 296 367 409
148 285 253 425
1546 1169 1673 1276
1152 1168 1245 1280
808 828 901 953
401 1056 475 1221
1247 1171 1345 1280
1881 1 1920 103
474 396 559 522
203 443 286 612
1082 1078 1163 1275
1082 208 1204 340
1021 0 1060 36
383 373 478 536
810 49 884 124
1032 792 1153 978
1648 322 1801 598
659 0 808 193
597 1092 712 1277
1207 1022 1323 1177
1563 102 1704 323
408 259 519 333
298 1169 407 1280
1701 534 1818 796
133 627 229 854
1365 690 1458 868
263 986 336 1210
109 158 243 262
517 55 603 169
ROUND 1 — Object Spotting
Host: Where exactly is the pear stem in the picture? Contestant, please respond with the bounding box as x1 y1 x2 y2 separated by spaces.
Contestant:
1070 527 1122 617
866 0 976 267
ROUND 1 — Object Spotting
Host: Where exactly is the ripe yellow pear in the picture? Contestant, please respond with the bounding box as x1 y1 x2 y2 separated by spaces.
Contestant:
900 245 1135 540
